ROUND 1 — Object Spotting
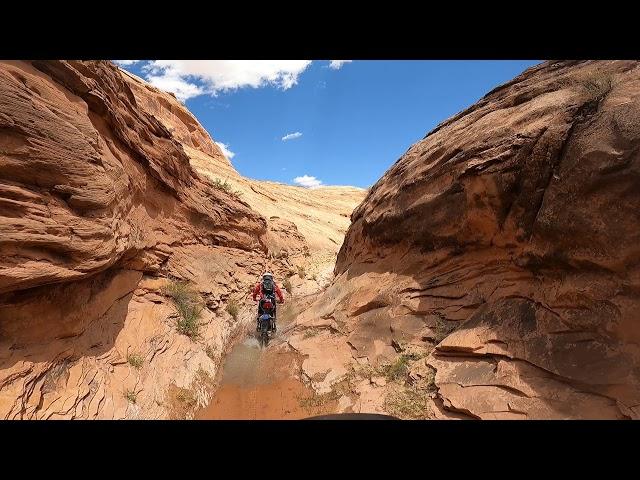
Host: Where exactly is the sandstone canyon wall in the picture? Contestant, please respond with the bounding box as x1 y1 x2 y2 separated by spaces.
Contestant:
121 68 365 289
293 60 640 419
0 60 364 419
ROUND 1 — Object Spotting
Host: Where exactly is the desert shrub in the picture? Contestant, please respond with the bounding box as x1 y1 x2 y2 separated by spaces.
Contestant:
127 352 144 369
162 280 203 339
572 71 615 101
124 389 138 404
212 177 232 192
384 387 431 419
175 388 197 407
378 355 410 382
226 298 240 320
205 344 217 360
297 389 341 410
303 328 320 339
211 178 242 198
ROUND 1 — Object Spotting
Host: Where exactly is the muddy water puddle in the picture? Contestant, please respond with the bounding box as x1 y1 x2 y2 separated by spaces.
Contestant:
196 295 343 419
196 333 333 419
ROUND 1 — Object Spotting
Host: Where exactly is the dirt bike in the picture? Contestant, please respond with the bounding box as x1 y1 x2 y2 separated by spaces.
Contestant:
257 313 274 347
256 295 277 347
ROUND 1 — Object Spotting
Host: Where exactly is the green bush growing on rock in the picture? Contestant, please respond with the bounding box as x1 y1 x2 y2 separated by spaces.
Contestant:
161 280 204 339
127 352 144 370
226 298 240 320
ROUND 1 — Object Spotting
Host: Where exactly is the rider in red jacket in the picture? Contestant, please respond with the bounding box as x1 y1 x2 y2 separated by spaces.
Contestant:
252 272 284 331
251 274 285 303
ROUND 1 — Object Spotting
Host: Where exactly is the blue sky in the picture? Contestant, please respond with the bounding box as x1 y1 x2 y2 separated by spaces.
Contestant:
116 60 540 188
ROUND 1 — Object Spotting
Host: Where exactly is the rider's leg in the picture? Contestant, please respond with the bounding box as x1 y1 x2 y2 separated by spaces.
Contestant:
272 304 277 331
256 303 262 331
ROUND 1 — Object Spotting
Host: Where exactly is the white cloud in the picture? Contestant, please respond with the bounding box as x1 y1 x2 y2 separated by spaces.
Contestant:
139 60 312 101
329 60 352 70
293 175 323 188
114 60 141 66
146 72 204 102
282 132 303 141
215 142 235 160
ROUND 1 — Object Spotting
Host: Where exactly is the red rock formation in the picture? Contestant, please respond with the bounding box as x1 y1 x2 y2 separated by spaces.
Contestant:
1 61 266 291
0 60 364 419
328 60 640 418
0 60 270 418
120 68 229 162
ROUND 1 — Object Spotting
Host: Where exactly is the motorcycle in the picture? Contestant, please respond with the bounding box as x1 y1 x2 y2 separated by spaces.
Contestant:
257 313 274 347
256 295 277 347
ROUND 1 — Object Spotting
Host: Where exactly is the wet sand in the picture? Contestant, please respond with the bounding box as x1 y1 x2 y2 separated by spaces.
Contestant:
196 335 326 419
196 295 345 420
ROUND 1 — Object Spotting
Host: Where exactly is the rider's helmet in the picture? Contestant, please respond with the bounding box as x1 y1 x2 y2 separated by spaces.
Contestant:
261 272 275 297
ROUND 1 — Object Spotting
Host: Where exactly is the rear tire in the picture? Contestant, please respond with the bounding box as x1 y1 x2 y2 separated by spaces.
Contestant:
259 318 269 348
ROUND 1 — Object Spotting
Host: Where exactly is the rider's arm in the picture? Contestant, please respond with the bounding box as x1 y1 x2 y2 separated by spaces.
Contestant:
251 283 260 301
275 284 284 303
